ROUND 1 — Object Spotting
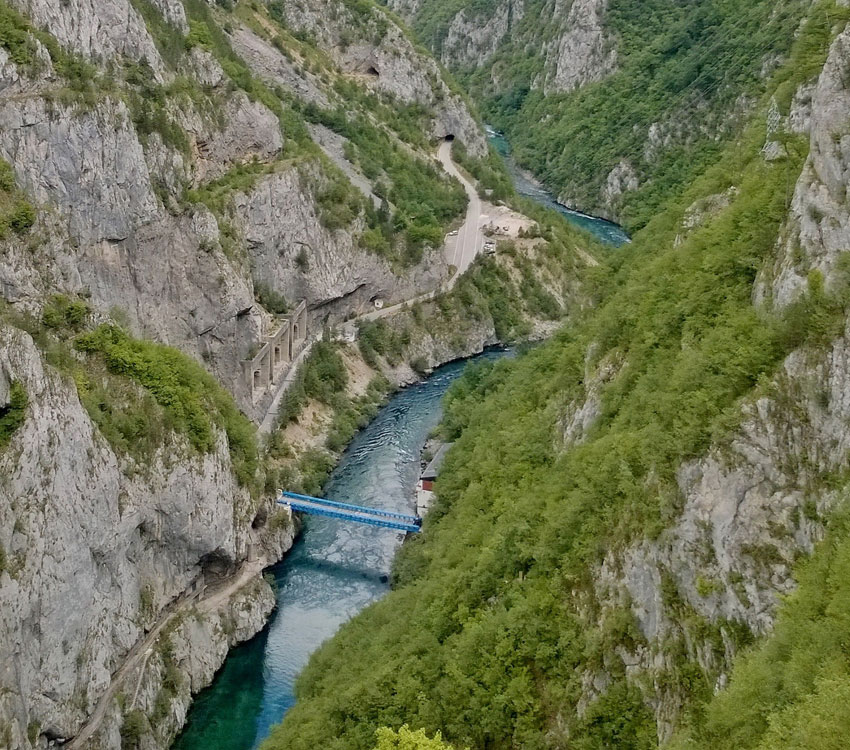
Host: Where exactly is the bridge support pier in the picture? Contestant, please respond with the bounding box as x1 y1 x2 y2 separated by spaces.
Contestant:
242 299 308 404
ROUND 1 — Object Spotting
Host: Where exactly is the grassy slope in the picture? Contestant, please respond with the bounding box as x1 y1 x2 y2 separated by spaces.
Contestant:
261 6 850 749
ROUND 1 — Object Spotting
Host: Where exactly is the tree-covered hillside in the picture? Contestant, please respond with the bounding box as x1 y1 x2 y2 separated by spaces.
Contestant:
391 0 816 230
261 3 850 748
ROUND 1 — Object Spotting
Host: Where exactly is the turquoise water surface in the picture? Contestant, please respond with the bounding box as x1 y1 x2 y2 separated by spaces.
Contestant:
487 127 630 247
173 351 506 750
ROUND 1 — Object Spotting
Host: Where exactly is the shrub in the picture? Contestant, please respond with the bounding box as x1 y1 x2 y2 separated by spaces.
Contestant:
0 157 36 237
0 380 27 449
185 20 213 50
120 709 148 747
7 201 35 233
74 325 259 488
254 281 289 314
42 295 90 331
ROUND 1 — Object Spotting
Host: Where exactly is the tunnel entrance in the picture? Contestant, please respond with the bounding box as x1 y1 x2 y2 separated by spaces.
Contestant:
199 549 236 584
366 65 379 77
444 134 455 142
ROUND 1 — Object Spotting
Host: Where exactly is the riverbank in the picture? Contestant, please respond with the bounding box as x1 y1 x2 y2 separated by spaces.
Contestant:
486 128 631 246
174 351 510 750
53 136 593 750
169 191 590 747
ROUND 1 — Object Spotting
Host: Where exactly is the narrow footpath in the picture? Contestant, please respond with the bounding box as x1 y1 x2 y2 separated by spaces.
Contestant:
65 559 270 749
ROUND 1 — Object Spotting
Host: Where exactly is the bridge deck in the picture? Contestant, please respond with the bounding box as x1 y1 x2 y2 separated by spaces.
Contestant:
278 491 421 533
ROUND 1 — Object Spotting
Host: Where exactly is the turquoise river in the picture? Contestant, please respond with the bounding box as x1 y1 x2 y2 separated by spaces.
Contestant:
173 352 507 750
486 127 630 246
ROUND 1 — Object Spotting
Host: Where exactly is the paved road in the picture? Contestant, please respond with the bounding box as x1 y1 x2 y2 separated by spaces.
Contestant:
345 141 484 331
438 139 483 276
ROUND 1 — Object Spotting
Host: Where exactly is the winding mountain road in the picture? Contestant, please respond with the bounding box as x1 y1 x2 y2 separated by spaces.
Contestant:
437 139 483 276
350 141 485 327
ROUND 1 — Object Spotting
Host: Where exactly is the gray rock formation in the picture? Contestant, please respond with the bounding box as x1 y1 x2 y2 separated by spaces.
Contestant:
440 0 524 69
238 165 449 323
542 0 617 94
0 323 294 748
272 0 487 155
151 0 188 34
759 27 850 308
229 27 330 108
9 0 166 75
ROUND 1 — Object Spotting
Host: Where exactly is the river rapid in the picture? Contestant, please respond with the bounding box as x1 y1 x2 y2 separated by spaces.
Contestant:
173 352 507 750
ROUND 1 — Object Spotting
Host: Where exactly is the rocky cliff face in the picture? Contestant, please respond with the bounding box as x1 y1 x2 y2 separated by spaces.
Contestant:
439 0 523 71
275 0 486 154
0 0 487 747
0 0 484 411
394 0 615 94
555 23 850 741
541 0 616 94
8 0 166 73
760 25 850 307
238 167 449 321
0 322 295 748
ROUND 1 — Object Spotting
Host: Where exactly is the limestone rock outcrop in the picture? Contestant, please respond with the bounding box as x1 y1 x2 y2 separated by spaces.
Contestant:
542 0 617 94
0 323 295 748
274 0 487 155
759 27 850 308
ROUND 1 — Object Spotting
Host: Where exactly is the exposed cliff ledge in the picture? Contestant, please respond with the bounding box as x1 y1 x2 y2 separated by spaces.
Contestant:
8 0 166 74
0 322 295 749
541 0 617 94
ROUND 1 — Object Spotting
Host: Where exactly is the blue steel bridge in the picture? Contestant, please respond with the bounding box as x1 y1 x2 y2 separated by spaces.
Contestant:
277 490 422 533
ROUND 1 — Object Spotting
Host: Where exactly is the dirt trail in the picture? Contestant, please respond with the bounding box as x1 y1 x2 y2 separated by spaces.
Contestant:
66 559 268 748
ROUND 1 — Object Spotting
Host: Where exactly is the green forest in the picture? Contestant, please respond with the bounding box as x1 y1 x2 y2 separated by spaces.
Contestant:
400 0 828 230
260 3 850 749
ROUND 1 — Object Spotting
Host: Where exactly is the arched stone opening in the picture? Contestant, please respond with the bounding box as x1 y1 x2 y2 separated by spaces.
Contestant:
252 506 268 530
366 65 379 77
444 134 455 142
199 549 235 583
253 369 260 390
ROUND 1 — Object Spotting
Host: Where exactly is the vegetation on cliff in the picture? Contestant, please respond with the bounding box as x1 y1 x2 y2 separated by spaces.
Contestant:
261 9 850 747
0 158 35 238
75 324 260 488
670 504 850 750
400 0 844 230
0 380 27 450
